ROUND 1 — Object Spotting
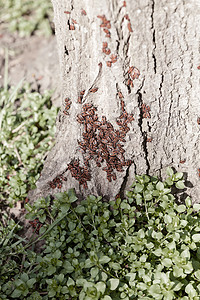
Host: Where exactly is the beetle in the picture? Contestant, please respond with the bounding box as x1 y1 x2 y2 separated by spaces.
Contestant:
81 9 87 15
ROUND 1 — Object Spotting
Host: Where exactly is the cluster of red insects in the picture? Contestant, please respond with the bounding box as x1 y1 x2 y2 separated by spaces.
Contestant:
97 15 111 37
65 8 87 30
97 15 118 67
49 94 134 189
49 175 67 189
68 159 91 189
73 95 134 185
141 103 151 119
63 98 71 115
29 219 43 234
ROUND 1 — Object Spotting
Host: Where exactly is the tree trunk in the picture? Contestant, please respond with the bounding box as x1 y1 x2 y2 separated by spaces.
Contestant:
33 0 200 202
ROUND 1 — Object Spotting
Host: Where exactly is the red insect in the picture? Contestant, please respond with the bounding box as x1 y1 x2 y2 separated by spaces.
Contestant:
71 19 77 24
197 65 200 70
127 22 133 32
29 219 43 234
97 15 105 19
143 112 151 118
118 92 124 99
80 90 85 95
89 87 98 93
127 79 133 87
198 168 200 177
69 24 75 30
81 9 87 15
106 61 112 67
180 159 186 164
103 42 108 48
57 182 62 189
64 11 70 14
115 193 120 200
121 100 125 111
103 48 111 55
123 1 126 7
147 137 152 142
103 29 110 34
124 14 130 21
110 54 117 63
197 117 200 125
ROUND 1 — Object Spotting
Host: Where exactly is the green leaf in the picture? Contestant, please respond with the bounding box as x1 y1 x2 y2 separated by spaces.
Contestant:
96 282 106 294
185 283 197 297
11 289 22 298
67 277 75 286
90 267 99 278
125 273 136 282
156 181 164 191
26 278 36 288
165 177 173 186
193 203 200 211
135 183 144 193
166 167 174 177
21 273 29 282
185 196 192 208
47 265 56 275
68 188 78 202
194 270 200 281
102 296 112 300
148 284 161 296
63 261 74 273
162 258 172 267
192 234 200 242
176 205 186 213
108 278 119 290
175 180 185 189
99 256 111 264
174 172 183 180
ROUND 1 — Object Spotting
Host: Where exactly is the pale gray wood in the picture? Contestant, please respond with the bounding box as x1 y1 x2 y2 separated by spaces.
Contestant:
32 0 200 202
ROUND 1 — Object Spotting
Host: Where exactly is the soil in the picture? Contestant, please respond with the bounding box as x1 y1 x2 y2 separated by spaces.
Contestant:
0 31 61 106
0 29 61 240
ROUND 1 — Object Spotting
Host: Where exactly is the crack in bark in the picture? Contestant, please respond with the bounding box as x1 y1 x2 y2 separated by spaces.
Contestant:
151 0 157 73
158 73 164 112
137 86 150 175
119 165 130 198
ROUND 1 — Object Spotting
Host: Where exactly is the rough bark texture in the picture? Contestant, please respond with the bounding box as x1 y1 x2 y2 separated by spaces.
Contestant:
33 0 200 202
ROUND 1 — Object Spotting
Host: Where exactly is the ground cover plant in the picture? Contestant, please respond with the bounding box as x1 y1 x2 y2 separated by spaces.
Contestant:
1 167 200 299
0 81 58 205
0 0 54 37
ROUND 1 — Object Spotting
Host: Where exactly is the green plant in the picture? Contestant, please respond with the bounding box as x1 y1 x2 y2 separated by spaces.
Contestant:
0 0 53 37
0 81 58 205
2 169 200 299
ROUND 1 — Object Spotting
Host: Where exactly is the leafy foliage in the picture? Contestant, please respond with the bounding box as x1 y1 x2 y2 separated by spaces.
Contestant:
1 169 200 299
0 82 58 205
0 0 54 37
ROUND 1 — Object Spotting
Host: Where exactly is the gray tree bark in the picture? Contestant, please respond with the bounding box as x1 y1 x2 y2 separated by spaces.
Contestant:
33 0 200 202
